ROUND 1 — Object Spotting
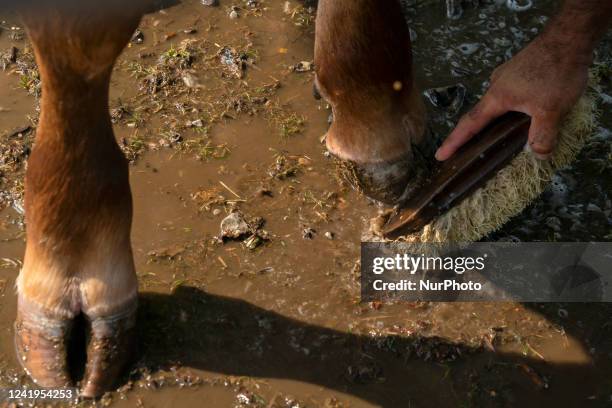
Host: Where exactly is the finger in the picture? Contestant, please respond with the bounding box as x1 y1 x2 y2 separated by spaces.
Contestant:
489 64 505 84
526 113 560 160
435 94 506 161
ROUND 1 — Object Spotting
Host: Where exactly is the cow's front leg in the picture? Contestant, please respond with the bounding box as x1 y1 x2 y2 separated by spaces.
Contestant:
315 0 429 204
16 3 145 398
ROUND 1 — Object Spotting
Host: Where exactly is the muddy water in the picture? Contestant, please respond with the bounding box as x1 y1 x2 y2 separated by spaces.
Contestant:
1 1 612 407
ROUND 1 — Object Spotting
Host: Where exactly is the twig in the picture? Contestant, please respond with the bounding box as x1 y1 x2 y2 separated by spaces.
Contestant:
219 181 242 200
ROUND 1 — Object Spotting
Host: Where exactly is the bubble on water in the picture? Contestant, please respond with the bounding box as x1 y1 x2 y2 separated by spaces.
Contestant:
548 174 570 208
486 21 498 30
506 0 533 12
493 37 512 47
458 43 480 55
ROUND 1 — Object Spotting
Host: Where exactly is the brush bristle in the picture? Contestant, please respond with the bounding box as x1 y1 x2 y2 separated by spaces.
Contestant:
369 72 601 244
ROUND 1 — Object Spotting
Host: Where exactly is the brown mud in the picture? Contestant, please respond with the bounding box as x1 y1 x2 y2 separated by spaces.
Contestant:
1 1 612 407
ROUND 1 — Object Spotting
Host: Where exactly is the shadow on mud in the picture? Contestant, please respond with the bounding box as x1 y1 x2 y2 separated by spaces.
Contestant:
132 286 612 407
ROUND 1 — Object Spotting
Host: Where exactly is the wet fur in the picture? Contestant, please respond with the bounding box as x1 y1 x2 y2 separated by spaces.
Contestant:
17 6 144 320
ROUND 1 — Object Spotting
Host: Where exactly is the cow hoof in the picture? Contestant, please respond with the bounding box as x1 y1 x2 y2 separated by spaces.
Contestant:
334 154 424 204
14 307 72 388
80 306 137 398
14 295 137 398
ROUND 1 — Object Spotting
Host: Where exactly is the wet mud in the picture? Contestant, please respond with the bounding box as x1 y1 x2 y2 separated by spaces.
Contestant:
1 0 611 407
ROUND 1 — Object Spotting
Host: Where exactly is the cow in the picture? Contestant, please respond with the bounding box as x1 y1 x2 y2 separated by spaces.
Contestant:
11 0 429 397
9 0 610 398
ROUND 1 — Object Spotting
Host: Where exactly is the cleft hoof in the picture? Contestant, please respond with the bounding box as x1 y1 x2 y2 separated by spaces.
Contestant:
80 305 137 398
14 295 138 398
14 303 73 388
335 156 416 204
334 141 432 205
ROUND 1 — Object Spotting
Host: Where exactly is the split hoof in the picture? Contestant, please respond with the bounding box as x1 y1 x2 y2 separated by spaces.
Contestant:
14 296 137 399
81 307 137 398
14 305 72 388
335 154 426 205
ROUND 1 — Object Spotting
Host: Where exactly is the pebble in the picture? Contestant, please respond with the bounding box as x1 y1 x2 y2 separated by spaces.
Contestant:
131 29 144 44
181 72 199 89
190 119 204 128
293 61 313 72
302 227 316 240
220 212 250 239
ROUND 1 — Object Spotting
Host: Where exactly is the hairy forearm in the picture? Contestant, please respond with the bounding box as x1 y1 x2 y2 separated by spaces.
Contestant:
540 0 612 63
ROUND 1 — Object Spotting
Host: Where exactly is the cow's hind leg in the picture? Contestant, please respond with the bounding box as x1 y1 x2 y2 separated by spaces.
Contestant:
315 0 429 204
16 2 145 397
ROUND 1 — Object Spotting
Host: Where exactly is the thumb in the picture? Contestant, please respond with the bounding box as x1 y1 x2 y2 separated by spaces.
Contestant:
527 114 560 160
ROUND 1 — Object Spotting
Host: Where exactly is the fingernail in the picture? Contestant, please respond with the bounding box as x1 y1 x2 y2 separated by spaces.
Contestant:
525 144 552 160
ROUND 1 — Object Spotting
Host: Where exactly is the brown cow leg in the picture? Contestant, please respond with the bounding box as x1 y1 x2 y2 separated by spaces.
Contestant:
16 2 146 398
314 0 429 204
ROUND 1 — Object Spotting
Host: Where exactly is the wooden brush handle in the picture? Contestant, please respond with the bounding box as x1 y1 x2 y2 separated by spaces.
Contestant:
383 112 531 240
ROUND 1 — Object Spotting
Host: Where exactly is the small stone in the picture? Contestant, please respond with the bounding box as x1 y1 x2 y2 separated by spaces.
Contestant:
201 0 219 6
283 1 292 14
302 227 316 239
243 234 263 250
324 231 334 240
182 72 199 88
293 61 313 72
229 8 239 19
131 29 144 44
220 212 250 239
255 186 273 197
212 208 222 216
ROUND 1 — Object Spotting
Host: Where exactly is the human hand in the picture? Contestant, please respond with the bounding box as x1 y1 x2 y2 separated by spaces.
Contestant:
435 34 592 161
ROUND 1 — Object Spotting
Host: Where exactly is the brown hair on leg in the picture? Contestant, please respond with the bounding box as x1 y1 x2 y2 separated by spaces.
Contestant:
315 0 429 203
16 4 145 396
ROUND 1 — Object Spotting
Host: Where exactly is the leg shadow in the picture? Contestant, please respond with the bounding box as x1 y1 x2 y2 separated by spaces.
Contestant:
132 287 611 407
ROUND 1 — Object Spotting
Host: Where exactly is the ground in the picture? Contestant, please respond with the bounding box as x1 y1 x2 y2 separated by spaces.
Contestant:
0 0 611 407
